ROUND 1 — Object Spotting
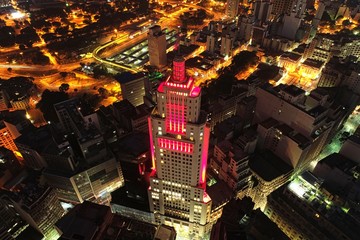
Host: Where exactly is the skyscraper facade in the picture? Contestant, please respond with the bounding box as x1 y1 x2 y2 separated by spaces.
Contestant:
148 25 167 68
148 56 213 238
226 0 240 19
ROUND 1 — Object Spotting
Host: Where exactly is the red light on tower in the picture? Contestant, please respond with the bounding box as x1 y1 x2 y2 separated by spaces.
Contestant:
172 55 186 83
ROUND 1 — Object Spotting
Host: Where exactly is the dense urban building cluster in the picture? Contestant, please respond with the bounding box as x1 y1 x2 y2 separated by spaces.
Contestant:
0 0 360 240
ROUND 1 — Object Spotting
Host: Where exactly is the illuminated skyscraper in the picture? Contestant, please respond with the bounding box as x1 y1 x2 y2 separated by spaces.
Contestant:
148 56 212 238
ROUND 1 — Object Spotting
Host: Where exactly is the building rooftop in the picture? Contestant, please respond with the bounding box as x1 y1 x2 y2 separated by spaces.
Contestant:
307 104 327 118
56 201 111 240
317 153 358 173
154 225 176 240
258 118 279 129
249 151 292 182
281 172 360 240
14 125 53 153
0 110 29 127
302 58 324 69
281 84 305 97
280 52 302 62
206 172 233 210
0 77 35 101
115 72 146 84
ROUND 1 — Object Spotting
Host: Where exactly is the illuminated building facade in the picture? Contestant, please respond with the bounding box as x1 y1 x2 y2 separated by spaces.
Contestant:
148 25 167 68
226 0 240 19
148 56 213 238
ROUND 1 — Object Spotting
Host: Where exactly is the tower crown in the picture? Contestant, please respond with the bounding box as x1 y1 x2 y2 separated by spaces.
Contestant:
172 55 186 83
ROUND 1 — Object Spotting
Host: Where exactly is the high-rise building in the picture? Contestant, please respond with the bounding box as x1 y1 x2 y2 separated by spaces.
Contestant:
0 147 22 188
148 56 213 237
271 0 294 16
148 25 167 68
272 0 306 17
238 15 253 42
253 0 273 23
44 156 124 204
220 33 233 57
226 0 240 19
0 193 42 240
254 84 340 172
117 72 147 107
311 0 325 29
206 33 217 54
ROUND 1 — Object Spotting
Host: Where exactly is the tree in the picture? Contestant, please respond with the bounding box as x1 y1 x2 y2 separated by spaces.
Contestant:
59 83 70 92
98 87 110 98
93 64 108 78
36 90 69 122
0 26 16 47
343 19 351 26
59 72 68 78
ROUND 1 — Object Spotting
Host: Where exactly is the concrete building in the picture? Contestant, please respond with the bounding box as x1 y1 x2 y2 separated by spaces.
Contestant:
311 0 326 29
254 84 335 172
148 25 167 68
54 98 100 136
56 201 158 240
278 52 302 73
253 0 273 24
0 89 10 111
0 193 43 240
280 12 302 40
299 58 324 79
0 147 22 189
313 153 360 207
248 151 293 209
8 182 65 239
206 32 217 54
236 96 257 128
0 110 31 153
317 57 344 87
44 156 124 204
265 172 360 240
148 56 215 238
339 134 360 164
220 33 233 57
226 0 240 19
238 15 253 42
210 140 252 192
271 0 294 16
318 57 360 94
117 72 147 107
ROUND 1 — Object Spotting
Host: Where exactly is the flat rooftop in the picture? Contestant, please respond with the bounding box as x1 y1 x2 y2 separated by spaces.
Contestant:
282 84 305 97
281 52 302 62
249 151 292 182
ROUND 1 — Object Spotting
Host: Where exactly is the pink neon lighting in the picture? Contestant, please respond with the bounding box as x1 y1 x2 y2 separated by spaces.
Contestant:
172 58 186 82
203 192 211 203
148 117 156 170
157 82 166 93
166 91 187 134
199 125 210 186
190 86 201 97
157 138 194 153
